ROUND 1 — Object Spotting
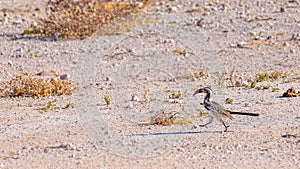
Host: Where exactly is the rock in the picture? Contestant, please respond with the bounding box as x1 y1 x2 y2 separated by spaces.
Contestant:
13 19 22 25
191 77 197 81
167 6 177 13
60 74 70 80
131 95 139 101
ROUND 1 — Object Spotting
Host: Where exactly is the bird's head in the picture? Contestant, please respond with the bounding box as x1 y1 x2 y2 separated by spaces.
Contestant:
193 87 212 96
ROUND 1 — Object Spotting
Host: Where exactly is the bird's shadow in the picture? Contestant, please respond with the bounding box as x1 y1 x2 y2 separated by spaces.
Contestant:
128 130 233 137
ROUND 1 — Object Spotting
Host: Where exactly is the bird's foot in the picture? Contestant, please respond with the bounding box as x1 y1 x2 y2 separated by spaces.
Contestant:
223 125 230 132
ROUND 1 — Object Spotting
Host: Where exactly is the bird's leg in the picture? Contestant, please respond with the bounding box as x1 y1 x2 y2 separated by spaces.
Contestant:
221 120 229 132
199 115 213 127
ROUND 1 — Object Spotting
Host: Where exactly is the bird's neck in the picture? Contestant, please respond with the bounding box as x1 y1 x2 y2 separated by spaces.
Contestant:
204 92 211 103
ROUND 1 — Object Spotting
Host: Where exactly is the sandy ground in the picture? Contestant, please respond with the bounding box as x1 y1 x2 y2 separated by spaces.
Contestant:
0 0 300 168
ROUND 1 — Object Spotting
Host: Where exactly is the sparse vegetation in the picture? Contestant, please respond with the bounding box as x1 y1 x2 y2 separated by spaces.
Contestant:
272 87 279 92
282 87 300 97
43 100 54 112
104 94 111 105
153 111 192 126
226 98 233 104
250 80 257 88
228 68 235 87
217 72 226 87
0 74 75 98
169 91 182 99
256 72 269 82
199 110 209 117
144 89 148 102
22 0 150 39
64 102 74 109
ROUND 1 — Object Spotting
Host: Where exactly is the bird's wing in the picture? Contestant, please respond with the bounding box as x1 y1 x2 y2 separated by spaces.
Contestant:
211 101 233 120
211 101 233 119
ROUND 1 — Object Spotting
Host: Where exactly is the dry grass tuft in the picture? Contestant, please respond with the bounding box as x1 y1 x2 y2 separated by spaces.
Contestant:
153 111 192 126
282 87 300 97
0 74 75 98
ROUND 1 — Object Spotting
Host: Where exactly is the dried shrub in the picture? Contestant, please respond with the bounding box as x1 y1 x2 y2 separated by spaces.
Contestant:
153 111 192 126
0 74 75 98
282 87 300 97
23 0 150 39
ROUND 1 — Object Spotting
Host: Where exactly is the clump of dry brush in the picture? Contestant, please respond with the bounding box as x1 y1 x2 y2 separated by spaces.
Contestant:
0 74 75 98
23 0 150 39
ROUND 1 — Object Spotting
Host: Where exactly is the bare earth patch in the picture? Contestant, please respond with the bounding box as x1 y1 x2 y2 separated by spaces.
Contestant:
0 0 299 168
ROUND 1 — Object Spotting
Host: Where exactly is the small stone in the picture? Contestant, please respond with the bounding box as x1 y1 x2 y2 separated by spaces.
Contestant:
69 154 76 158
131 95 139 101
235 81 242 87
7 60 13 66
60 74 70 80
127 48 135 53
191 77 197 81
135 2 144 8
283 42 289 46
280 7 286 12
2 17 8 24
196 19 205 27
237 41 247 48
106 77 111 81
242 80 250 86
167 6 177 13
13 19 22 25
193 124 199 128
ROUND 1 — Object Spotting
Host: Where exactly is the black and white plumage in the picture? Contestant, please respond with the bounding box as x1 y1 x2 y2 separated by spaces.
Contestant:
193 87 259 132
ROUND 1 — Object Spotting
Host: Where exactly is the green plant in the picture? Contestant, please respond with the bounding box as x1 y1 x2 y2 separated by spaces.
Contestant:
256 72 269 82
226 98 233 104
104 94 111 105
228 67 235 87
217 72 226 87
169 91 182 99
44 100 54 112
250 81 257 88
64 102 74 109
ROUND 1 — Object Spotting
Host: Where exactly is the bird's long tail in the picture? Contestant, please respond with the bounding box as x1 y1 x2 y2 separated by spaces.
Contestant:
229 111 259 116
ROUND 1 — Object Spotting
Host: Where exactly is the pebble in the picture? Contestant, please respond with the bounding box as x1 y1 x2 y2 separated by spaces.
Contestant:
283 42 289 46
135 2 144 8
237 41 247 48
7 60 13 66
131 95 139 101
242 80 250 86
235 81 242 87
13 19 22 25
2 17 8 24
280 7 286 12
60 74 70 80
106 77 111 81
191 77 197 81
167 6 177 13
43 148 48 153
69 154 76 158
